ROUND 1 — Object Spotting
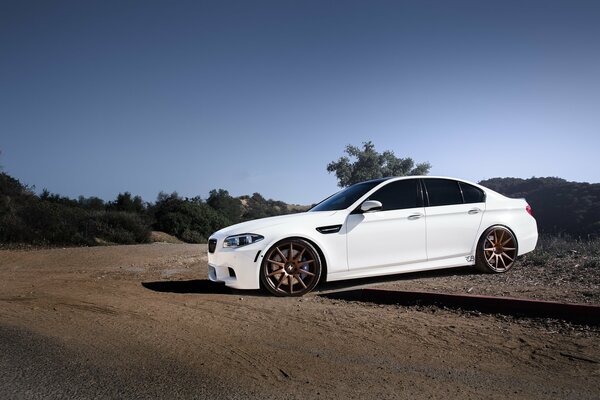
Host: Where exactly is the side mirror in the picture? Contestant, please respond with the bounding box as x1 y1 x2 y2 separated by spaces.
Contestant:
360 200 383 213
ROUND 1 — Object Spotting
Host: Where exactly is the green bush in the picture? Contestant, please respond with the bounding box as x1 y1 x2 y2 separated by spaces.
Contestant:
0 172 151 246
0 171 299 247
152 193 229 243
93 211 151 244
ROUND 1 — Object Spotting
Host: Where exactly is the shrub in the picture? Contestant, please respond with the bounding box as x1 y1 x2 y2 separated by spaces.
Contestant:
93 211 151 244
152 193 229 243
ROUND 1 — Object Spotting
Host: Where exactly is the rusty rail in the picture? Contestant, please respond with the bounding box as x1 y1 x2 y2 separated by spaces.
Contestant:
322 288 600 325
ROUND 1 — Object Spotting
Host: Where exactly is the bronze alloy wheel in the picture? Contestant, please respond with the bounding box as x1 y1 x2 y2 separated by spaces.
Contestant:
261 239 322 297
476 226 518 273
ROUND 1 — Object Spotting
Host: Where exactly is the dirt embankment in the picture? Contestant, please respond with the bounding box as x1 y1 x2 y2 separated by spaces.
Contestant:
1 244 599 399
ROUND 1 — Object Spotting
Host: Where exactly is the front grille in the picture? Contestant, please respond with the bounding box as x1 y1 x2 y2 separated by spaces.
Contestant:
208 239 217 253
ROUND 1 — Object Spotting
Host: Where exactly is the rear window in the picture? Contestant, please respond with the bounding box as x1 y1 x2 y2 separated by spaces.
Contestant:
423 179 463 207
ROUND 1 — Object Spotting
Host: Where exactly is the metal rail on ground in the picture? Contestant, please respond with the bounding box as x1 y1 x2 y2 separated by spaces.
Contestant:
322 288 600 326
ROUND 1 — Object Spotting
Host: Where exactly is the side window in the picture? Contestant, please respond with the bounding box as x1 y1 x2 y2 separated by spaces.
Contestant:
424 179 463 207
368 179 420 211
459 182 485 203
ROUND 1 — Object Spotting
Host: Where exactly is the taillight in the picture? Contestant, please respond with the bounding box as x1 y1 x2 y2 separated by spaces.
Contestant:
526 204 534 217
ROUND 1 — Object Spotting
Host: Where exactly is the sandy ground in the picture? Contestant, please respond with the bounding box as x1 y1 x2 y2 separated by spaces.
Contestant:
1 243 599 399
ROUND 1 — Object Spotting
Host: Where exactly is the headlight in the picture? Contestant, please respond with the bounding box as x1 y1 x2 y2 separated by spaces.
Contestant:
223 233 264 248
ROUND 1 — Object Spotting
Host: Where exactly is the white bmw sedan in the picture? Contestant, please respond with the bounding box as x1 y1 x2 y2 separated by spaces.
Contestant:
207 176 538 297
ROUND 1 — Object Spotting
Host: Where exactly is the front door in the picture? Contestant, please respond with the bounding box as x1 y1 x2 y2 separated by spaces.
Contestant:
346 179 427 270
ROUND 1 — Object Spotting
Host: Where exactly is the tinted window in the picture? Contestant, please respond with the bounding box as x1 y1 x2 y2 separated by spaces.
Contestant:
424 179 463 207
310 179 387 211
459 182 485 203
368 179 420 211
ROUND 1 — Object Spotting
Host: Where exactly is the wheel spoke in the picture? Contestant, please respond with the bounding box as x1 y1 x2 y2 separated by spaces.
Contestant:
267 260 285 267
295 275 308 289
499 254 507 269
501 253 514 263
267 268 284 277
502 247 516 251
298 269 315 276
276 247 287 262
289 242 294 260
276 274 287 289
497 230 505 244
295 248 306 262
288 275 294 294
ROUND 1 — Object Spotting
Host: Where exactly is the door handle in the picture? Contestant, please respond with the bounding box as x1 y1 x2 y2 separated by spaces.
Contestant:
468 208 481 215
408 213 424 220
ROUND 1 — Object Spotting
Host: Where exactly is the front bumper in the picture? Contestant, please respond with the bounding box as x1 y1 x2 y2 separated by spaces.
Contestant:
207 238 263 290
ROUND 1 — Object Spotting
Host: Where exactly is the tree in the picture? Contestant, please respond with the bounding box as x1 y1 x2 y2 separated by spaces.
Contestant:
207 189 242 222
327 141 431 187
151 192 229 243
78 195 106 211
108 192 145 213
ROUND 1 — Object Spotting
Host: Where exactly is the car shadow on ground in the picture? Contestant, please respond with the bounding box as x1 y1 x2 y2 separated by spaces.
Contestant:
141 266 478 296
142 280 231 294
314 265 476 293
141 279 265 296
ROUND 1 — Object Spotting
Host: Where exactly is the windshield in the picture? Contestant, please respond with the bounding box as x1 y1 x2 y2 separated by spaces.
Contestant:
310 179 387 212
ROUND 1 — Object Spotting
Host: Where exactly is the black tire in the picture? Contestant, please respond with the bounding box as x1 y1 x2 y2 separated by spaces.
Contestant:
475 226 518 273
260 238 322 297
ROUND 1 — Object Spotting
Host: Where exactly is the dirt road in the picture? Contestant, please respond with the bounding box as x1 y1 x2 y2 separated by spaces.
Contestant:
1 244 599 399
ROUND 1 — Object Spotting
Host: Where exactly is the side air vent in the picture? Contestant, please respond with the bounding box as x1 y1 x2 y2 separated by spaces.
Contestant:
316 225 342 234
208 239 217 253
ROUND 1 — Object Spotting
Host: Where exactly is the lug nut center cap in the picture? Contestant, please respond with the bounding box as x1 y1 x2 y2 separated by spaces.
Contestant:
284 262 295 273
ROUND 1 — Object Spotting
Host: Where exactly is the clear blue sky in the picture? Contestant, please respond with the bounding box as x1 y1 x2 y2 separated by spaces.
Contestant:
1 0 599 204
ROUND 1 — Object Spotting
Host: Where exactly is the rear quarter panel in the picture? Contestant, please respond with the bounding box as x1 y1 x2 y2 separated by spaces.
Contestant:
477 193 538 256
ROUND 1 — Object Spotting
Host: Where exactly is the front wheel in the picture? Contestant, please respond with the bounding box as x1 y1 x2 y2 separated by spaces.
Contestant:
475 226 518 273
260 238 322 297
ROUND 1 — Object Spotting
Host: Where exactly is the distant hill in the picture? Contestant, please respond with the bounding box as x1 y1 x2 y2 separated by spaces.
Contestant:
480 177 600 237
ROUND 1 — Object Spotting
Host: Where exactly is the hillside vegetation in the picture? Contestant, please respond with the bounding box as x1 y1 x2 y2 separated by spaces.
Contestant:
480 177 600 237
0 172 304 246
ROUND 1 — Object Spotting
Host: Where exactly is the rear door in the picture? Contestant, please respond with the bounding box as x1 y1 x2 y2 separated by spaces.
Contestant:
422 179 485 260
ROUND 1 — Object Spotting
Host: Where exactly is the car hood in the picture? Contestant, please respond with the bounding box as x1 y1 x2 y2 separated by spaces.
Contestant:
211 211 340 238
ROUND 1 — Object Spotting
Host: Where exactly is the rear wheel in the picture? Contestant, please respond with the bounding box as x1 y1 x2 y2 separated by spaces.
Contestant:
260 238 322 297
475 226 518 273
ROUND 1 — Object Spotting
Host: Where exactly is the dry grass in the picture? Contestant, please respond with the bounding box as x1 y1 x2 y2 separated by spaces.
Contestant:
149 231 184 244
525 235 600 270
